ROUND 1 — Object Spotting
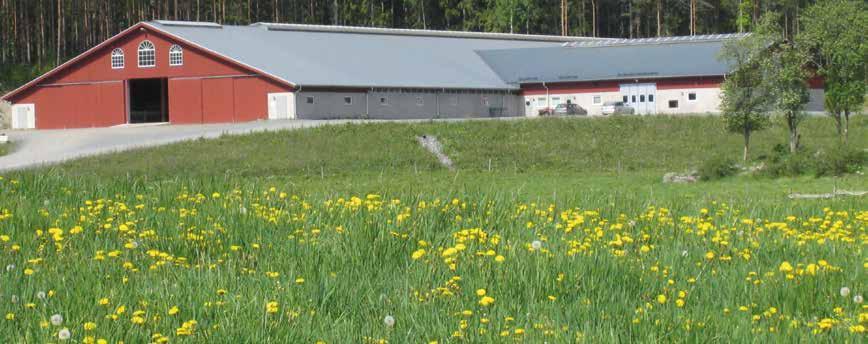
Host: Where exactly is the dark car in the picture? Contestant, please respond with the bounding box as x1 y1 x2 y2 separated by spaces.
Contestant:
553 103 588 116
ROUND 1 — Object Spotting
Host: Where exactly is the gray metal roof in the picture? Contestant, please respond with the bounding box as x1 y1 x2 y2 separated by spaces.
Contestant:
477 38 738 85
149 21 599 90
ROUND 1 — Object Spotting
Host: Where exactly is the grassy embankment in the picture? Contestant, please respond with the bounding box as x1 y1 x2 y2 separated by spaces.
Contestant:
0 115 865 342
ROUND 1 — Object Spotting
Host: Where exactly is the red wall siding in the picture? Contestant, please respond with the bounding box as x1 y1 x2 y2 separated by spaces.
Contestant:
233 77 289 122
9 25 293 129
522 81 620 96
168 79 203 124
15 82 126 129
202 78 236 123
521 76 725 96
41 30 249 85
656 77 723 90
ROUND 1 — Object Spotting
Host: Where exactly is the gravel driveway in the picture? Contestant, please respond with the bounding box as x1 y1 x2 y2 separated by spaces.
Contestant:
0 119 356 171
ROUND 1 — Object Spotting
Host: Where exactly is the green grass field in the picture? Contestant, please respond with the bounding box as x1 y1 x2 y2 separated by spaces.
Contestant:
1 115 866 342
0 142 11 157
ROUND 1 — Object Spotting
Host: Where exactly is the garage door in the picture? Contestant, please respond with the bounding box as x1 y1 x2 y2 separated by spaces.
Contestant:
620 83 657 115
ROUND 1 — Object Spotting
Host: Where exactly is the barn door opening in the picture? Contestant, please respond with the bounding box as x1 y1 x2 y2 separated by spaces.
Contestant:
129 78 168 123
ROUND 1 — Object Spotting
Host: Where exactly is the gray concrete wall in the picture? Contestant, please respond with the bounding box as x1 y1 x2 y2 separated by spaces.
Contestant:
296 91 368 119
296 90 523 120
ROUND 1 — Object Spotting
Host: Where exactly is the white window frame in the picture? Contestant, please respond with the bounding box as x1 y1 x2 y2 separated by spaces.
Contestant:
169 45 183 67
137 40 156 68
592 95 602 105
111 48 124 69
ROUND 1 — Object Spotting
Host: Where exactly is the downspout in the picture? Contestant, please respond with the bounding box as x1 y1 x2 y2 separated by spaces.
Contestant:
296 85 303 119
366 88 371 118
543 82 550 116
437 88 443 118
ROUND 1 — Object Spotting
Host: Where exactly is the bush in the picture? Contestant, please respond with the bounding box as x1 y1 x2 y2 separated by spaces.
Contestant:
814 147 866 177
763 151 813 177
698 156 739 181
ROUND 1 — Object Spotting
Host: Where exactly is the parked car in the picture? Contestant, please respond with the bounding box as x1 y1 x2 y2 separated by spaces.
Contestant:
601 101 635 115
539 103 588 116
554 103 588 116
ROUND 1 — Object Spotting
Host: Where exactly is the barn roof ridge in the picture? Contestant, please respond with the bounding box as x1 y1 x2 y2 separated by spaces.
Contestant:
249 22 607 43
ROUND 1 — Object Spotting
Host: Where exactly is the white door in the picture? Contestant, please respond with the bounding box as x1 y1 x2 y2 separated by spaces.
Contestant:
524 98 535 117
11 104 36 129
620 83 657 115
267 93 296 120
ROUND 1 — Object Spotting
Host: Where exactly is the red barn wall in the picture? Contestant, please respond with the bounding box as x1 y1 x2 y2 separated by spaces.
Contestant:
9 26 292 129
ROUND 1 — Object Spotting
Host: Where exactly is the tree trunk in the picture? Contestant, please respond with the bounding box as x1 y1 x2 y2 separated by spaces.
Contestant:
656 0 662 37
590 0 596 37
743 127 751 161
787 112 799 153
843 110 850 144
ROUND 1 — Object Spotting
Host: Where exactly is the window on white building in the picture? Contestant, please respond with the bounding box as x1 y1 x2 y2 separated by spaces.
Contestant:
306 96 315 104
344 96 353 105
111 48 124 69
137 40 156 68
169 45 183 66
592 95 602 105
688 92 697 101
416 96 424 106
669 100 679 108
380 97 389 105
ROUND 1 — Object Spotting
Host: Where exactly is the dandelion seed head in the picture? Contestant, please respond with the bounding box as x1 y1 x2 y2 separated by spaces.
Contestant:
50 314 63 326
841 287 851 297
57 328 70 340
383 315 395 327
531 240 542 250
854 295 863 304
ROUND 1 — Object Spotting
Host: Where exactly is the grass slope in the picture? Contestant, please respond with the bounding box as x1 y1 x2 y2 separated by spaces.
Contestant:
36 115 867 180
1 115 866 342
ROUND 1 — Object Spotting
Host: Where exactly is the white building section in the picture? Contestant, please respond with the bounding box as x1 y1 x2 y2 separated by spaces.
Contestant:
267 93 296 120
11 104 36 129
620 83 657 115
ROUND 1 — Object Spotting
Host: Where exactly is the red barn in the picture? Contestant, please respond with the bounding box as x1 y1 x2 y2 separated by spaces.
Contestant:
3 21 588 129
2 22 294 129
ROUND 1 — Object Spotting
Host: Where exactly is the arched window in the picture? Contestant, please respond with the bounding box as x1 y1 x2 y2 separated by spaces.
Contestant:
111 48 124 69
169 45 183 66
137 40 156 68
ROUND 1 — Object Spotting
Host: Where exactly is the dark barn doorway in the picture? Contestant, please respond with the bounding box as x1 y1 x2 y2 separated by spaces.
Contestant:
128 78 168 123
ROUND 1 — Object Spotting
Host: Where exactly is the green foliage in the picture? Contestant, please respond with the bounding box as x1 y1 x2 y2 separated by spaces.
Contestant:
760 143 866 178
719 14 783 160
0 64 54 93
698 155 739 181
760 143 812 177
813 146 866 177
798 0 868 133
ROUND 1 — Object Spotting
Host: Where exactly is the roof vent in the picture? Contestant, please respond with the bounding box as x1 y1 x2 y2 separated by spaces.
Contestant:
153 20 222 29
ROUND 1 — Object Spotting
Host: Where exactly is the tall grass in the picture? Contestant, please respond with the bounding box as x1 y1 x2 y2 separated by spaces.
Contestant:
0 115 865 342
0 175 863 342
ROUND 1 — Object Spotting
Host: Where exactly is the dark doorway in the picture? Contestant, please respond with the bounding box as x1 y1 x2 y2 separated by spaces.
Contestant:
128 78 168 123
